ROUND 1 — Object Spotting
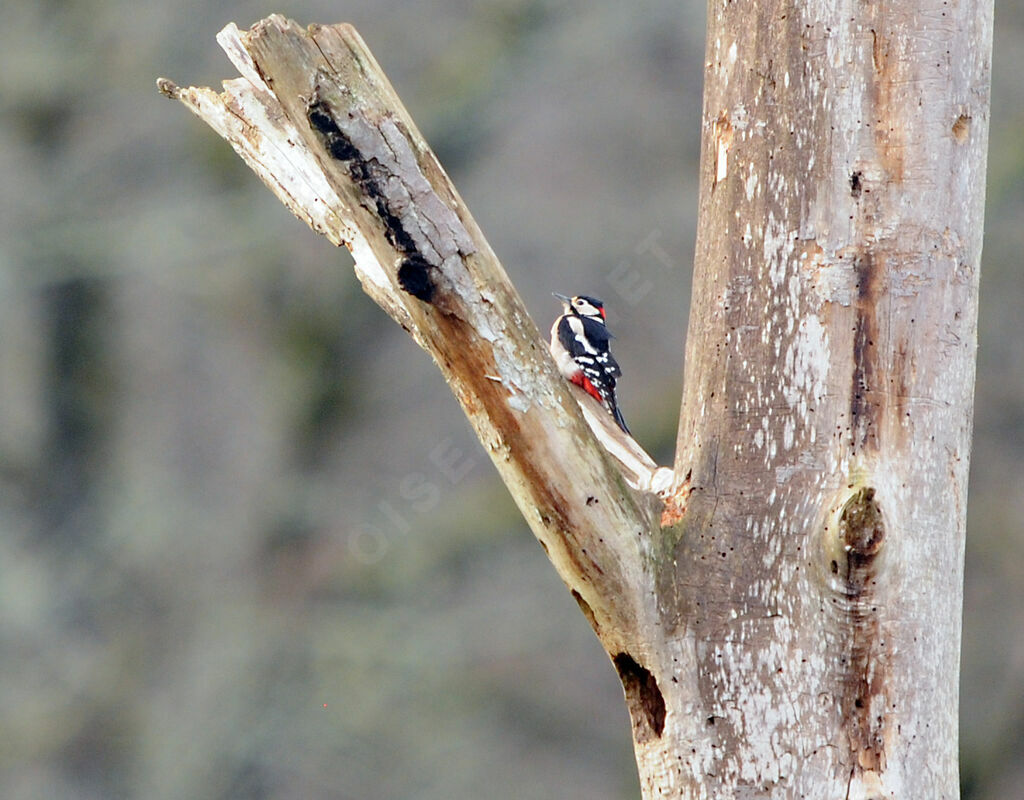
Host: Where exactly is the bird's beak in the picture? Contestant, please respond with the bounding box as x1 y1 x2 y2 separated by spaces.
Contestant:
552 292 571 303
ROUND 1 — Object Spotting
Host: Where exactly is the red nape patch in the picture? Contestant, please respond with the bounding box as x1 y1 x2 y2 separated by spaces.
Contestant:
572 373 604 403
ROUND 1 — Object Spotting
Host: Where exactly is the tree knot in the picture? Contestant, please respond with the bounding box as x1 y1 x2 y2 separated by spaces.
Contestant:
839 486 885 569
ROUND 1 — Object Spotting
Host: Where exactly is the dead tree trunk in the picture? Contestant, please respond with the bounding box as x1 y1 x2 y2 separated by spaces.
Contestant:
159 2 992 796
659 0 992 796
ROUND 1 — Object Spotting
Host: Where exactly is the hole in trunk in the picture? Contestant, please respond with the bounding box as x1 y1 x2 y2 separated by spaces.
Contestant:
613 652 666 740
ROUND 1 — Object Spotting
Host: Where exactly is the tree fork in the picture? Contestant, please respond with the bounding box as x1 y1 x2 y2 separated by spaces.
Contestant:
159 4 992 796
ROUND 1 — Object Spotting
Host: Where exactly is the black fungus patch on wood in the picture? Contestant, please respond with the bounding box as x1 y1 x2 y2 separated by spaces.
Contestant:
306 94 436 303
613 652 666 741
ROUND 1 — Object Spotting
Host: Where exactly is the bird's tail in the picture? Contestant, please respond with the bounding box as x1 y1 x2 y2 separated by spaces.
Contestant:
611 403 630 436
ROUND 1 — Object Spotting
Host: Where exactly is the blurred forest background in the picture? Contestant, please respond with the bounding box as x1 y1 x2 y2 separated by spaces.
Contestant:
0 1 1020 798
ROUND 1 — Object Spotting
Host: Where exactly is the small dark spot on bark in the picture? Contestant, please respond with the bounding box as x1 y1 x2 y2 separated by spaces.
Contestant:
398 256 435 302
831 560 839 573
850 171 863 198
613 653 666 740
586 496 598 506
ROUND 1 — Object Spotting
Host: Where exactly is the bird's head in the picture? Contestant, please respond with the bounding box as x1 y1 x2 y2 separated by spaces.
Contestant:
553 293 607 321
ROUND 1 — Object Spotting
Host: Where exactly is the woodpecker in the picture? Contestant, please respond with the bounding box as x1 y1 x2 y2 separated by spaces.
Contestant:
549 293 630 435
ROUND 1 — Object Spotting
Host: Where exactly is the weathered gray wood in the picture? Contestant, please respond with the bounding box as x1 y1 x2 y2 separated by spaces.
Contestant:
656 0 993 797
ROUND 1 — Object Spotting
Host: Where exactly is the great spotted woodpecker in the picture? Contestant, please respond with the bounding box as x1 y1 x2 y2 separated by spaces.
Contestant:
549 293 630 435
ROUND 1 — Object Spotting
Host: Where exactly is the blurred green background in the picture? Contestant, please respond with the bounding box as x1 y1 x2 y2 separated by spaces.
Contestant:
0 1 1019 798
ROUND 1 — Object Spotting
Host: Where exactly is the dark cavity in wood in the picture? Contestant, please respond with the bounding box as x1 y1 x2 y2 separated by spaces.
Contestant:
306 94 436 303
397 255 435 302
613 652 666 741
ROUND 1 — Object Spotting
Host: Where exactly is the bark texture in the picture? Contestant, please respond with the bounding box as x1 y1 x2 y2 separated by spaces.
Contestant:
159 3 993 797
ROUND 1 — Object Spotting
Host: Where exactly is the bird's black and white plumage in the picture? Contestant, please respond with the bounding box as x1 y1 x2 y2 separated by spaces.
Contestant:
549 293 630 434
